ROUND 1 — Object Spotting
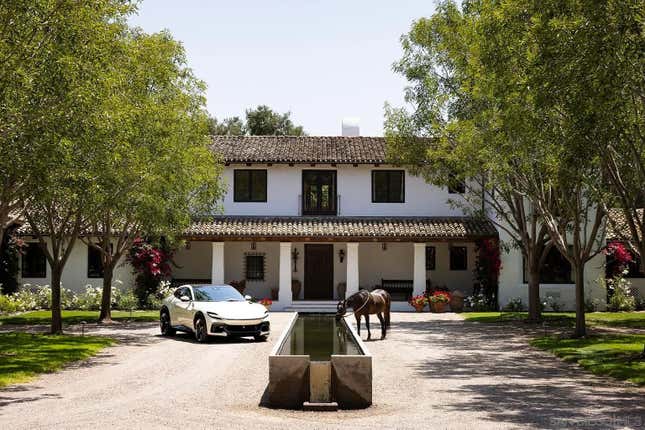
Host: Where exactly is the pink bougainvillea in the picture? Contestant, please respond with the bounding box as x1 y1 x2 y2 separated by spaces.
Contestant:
604 241 633 275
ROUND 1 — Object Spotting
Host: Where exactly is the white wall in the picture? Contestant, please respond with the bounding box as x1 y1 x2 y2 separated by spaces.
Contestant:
221 164 464 217
497 229 607 311
18 238 135 293
358 242 477 297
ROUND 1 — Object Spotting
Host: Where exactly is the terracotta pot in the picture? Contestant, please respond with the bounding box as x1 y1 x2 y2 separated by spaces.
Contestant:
413 303 425 312
432 301 448 313
291 279 301 300
450 296 464 313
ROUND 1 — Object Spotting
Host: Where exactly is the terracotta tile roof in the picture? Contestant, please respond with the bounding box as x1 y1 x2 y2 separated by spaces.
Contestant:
606 208 644 241
184 216 498 241
211 136 387 164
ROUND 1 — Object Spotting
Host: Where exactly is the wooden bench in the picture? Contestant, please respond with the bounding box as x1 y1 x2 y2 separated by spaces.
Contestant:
381 279 413 302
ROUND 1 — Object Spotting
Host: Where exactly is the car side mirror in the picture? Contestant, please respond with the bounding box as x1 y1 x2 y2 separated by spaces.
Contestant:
244 295 253 301
179 295 191 302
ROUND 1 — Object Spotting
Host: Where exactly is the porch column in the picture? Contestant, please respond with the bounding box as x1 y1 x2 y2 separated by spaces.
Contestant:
413 243 426 296
279 242 292 305
346 242 359 296
211 242 225 285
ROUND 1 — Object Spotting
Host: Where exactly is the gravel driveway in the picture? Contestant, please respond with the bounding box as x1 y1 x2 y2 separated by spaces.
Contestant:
0 312 643 429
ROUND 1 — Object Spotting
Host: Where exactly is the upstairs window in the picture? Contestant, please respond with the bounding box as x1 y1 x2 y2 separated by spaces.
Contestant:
372 170 405 203
21 242 46 278
425 246 436 270
234 170 267 202
245 254 265 281
450 246 468 271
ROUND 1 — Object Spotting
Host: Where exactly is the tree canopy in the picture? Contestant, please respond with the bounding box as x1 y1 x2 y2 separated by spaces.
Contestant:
209 105 306 136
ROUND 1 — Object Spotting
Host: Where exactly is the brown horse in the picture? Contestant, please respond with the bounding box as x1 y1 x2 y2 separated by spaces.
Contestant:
336 289 391 340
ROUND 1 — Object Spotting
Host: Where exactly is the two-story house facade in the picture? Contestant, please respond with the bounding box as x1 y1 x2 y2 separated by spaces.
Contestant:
18 131 613 311
170 135 499 311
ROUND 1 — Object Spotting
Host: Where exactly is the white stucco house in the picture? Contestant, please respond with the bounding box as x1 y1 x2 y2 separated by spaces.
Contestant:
18 125 642 312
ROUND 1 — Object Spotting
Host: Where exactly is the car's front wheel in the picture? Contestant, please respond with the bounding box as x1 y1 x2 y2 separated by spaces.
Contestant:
160 309 175 336
194 315 208 343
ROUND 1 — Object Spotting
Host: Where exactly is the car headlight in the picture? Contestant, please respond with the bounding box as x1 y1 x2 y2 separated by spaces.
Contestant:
207 312 222 319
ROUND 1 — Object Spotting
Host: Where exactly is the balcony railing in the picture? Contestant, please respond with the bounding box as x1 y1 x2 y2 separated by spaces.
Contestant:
298 194 341 216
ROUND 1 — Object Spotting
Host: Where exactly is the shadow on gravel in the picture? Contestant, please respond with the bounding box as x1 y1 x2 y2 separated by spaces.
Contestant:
394 319 645 429
0 385 62 409
156 332 261 345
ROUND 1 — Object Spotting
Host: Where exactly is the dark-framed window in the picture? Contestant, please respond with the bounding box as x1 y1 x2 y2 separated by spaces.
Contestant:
302 170 337 215
448 180 466 194
523 247 573 284
21 242 46 278
245 254 265 281
450 246 468 271
372 170 405 203
87 245 104 278
234 169 267 202
425 246 436 270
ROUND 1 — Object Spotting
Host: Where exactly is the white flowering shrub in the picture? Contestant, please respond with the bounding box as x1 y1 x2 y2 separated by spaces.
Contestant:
465 292 495 311
542 295 563 312
502 297 524 312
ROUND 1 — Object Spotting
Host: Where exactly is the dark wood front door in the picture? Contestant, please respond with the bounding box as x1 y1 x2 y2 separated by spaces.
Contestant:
304 244 334 300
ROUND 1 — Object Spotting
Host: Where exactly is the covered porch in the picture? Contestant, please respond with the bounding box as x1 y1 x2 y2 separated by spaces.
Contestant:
174 216 498 311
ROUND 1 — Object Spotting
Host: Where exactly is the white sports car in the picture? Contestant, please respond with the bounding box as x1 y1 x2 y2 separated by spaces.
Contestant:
160 284 270 343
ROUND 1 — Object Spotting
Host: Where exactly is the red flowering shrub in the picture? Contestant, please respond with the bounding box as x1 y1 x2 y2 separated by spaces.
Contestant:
127 238 174 307
474 239 501 308
259 298 273 306
604 241 633 276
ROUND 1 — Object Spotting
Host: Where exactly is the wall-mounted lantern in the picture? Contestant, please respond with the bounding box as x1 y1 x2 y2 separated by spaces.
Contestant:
338 249 345 263
381 242 387 251
292 248 299 272
251 241 257 250
185 241 191 250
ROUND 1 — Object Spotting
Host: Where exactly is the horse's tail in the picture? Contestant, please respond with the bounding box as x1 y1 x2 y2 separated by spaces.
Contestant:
385 293 391 328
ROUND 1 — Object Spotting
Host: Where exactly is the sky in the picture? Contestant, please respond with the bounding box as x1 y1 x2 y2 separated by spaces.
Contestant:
129 1 437 136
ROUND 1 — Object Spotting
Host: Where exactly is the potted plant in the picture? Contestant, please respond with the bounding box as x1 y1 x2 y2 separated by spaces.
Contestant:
259 298 273 310
408 294 428 312
430 291 451 313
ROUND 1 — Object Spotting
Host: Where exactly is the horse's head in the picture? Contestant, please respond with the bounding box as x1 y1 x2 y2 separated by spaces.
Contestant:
335 300 347 320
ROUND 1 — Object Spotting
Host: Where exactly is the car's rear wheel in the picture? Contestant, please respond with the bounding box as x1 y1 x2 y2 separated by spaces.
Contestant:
194 315 208 343
254 334 268 342
160 309 175 336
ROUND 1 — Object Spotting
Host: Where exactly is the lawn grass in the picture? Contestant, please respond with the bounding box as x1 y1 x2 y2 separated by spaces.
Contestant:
531 334 645 385
0 310 158 326
462 311 645 329
0 332 114 388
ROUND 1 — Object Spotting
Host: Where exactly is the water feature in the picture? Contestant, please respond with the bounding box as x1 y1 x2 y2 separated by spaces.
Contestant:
267 313 372 410
278 314 362 360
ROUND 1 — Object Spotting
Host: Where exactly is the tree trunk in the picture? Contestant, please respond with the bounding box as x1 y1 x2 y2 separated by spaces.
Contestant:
98 267 113 323
527 268 542 322
50 267 63 334
573 264 586 338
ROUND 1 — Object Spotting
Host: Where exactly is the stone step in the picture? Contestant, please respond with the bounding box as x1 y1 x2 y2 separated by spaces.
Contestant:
302 401 339 412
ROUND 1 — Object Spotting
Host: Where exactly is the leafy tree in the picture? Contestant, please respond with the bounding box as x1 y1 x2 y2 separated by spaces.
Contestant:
79 30 223 323
209 116 245 135
245 105 305 136
15 0 135 334
210 105 306 136
385 1 555 320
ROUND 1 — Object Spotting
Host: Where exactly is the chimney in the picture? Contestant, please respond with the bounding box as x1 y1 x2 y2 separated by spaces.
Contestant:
341 117 360 136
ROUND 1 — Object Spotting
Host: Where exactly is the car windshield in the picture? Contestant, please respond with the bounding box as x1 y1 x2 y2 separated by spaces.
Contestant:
192 285 245 302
